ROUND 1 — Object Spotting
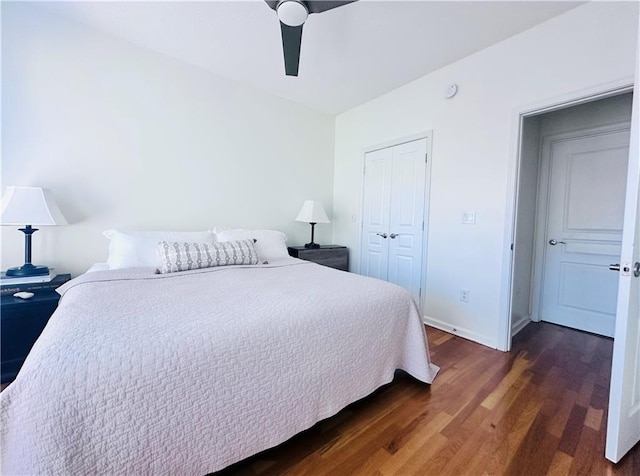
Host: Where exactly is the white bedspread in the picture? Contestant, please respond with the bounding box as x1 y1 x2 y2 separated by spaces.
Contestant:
1 259 438 475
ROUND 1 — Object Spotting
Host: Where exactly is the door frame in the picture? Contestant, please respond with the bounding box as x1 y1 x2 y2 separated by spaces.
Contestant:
359 131 433 314
499 79 634 352
530 123 631 332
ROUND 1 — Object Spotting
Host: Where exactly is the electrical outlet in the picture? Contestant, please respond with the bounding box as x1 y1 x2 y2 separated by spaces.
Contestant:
460 289 470 302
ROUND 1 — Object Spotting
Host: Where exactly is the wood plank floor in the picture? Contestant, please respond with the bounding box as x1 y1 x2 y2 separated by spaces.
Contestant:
213 322 639 475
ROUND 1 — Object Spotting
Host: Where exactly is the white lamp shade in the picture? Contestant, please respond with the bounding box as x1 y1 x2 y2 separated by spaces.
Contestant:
1 186 68 226
295 200 330 224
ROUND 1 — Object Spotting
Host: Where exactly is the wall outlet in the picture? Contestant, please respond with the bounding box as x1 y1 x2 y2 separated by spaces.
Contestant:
460 289 470 302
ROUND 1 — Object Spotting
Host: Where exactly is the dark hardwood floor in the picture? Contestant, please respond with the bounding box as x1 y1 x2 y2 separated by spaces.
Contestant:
214 322 639 475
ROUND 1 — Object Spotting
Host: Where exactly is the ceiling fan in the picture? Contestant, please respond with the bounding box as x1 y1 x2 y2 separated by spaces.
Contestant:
264 0 357 77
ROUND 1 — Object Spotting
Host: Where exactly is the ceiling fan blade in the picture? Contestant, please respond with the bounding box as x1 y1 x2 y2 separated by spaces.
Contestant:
266 0 357 77
280 22 303 76
306 1 357 14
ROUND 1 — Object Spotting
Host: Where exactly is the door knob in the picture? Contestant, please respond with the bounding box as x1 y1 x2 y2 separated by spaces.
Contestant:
389 233 398 239
548 239 566 246
609 264 621 272
376 232 388 239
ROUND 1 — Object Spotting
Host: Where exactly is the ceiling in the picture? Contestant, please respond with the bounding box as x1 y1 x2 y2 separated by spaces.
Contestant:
35 1 583 115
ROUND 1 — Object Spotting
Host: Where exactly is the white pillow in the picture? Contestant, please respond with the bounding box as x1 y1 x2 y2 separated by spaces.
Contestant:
103 229 215 269
214 229 288 262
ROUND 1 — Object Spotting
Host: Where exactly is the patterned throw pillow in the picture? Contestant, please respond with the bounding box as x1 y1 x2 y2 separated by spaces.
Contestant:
157 239 259 274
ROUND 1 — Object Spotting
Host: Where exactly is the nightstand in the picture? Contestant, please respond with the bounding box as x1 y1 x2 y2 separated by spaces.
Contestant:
1 274 71 383
288 245 349 271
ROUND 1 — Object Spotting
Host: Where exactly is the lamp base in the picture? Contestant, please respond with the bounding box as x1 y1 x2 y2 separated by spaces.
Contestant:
5 264 50 277
304 242 320 249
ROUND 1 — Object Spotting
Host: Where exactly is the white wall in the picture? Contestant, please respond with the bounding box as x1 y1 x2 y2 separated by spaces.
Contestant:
1 3 335 276
333 2 639 348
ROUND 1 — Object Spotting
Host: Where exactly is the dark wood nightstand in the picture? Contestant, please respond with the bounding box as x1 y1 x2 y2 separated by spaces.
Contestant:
1 274 71 383
288 245 349 271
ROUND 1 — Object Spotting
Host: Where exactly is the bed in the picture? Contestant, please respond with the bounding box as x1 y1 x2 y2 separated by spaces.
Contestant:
1 237 438 474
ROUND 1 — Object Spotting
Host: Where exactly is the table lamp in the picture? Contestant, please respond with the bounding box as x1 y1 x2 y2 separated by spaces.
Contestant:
1 186 67 277
295 200 329 249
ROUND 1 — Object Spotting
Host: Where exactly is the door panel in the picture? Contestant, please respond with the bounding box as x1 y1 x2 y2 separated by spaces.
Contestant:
606 17 640 461
393 255 415 291
607 116 640 460
360 148 392 280
363 248 385 280
541 129 630 337
564 240 621 256
564 147 628 231
558 262 618 315
388 139 427 303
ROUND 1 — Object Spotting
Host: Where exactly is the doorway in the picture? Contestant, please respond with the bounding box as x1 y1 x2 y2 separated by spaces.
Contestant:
510 92 633 338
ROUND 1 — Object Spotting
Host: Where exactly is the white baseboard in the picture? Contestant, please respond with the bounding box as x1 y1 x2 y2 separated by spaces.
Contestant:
511 314 531 337
422 315 498 350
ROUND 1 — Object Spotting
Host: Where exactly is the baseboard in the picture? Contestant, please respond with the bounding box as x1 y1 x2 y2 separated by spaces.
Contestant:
511 314 531 337
422 315 498 350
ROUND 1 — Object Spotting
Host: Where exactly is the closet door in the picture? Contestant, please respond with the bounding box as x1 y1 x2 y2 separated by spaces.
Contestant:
360 138 428 305
360 147 392 281
387 139 427 303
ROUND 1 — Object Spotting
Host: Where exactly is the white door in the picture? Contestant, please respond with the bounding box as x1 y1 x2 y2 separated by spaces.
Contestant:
541 128 630 337
361 138 427 304
606 17 640 462
360 146 393 281
387 140 427 301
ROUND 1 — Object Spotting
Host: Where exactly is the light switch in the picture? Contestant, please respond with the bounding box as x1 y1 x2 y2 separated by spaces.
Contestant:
462 211 476 224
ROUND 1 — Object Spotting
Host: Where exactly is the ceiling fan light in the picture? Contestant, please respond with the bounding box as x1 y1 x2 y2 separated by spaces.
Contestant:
277 0 308 27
